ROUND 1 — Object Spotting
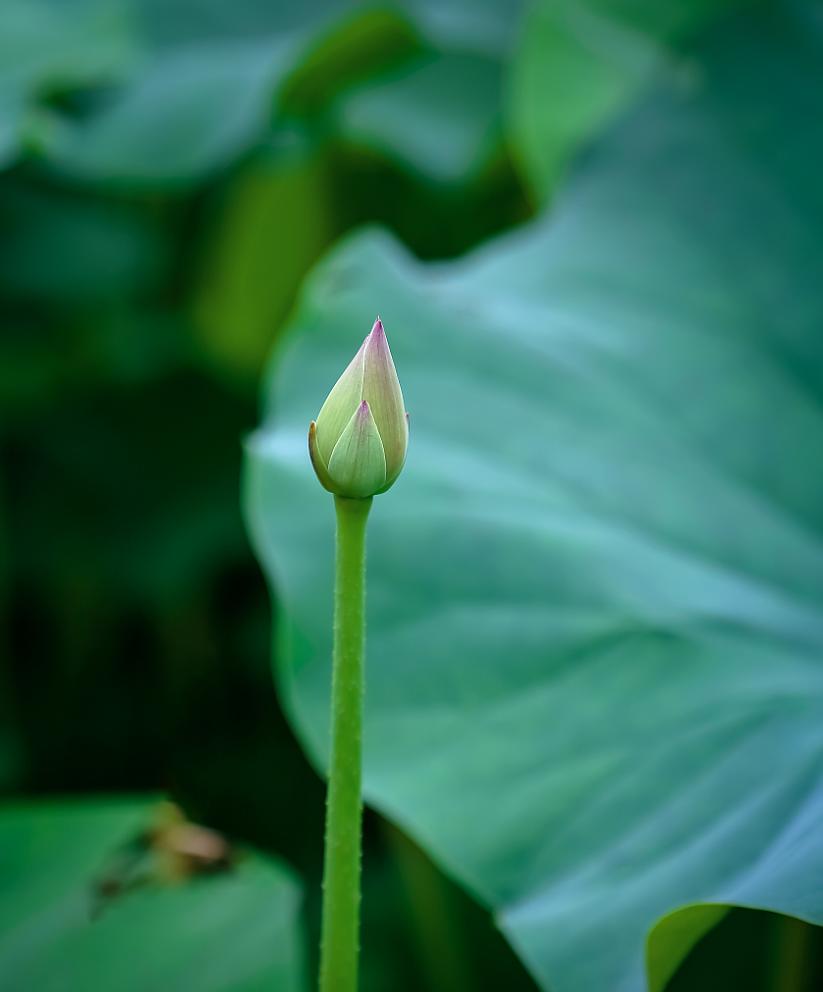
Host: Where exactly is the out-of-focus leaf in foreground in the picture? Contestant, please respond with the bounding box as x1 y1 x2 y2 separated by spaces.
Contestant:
245 4 823 990
0 801 305 991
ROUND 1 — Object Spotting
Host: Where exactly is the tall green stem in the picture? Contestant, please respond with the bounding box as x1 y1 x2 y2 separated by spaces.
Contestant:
319 495 372 992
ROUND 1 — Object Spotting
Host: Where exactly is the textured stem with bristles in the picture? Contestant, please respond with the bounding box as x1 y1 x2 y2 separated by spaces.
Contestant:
319 495 371 992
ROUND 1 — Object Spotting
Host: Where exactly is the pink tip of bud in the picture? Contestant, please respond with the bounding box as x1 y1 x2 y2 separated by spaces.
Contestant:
372 316 384 336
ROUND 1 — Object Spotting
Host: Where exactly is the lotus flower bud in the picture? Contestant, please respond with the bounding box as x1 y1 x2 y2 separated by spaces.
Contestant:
309 317 409 499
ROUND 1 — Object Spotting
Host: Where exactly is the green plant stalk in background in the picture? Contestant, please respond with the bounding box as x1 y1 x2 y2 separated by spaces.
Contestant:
319 495 372 992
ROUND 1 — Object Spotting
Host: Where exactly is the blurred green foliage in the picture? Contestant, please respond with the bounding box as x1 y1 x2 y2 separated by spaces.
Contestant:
1 0 536 988
2 0 822 990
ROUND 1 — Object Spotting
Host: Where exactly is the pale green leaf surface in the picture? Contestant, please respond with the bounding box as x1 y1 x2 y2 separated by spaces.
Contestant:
332 52 504 185
49 41 294 188
0 801 306 992
508 0 743 201
42 1 523 189
41 0 353 187
0 0 135 168
246 5 823 990
402 0 527 56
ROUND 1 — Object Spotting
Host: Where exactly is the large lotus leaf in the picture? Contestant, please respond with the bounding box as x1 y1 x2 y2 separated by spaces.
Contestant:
0 801 305 991
245 4 823 991
507 0 744 201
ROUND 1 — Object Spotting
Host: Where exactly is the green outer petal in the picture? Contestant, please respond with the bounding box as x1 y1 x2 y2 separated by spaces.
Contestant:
327 401 386 498
308 421 336 493
374 411 409 494
362 321 407 483
315 339 365 467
